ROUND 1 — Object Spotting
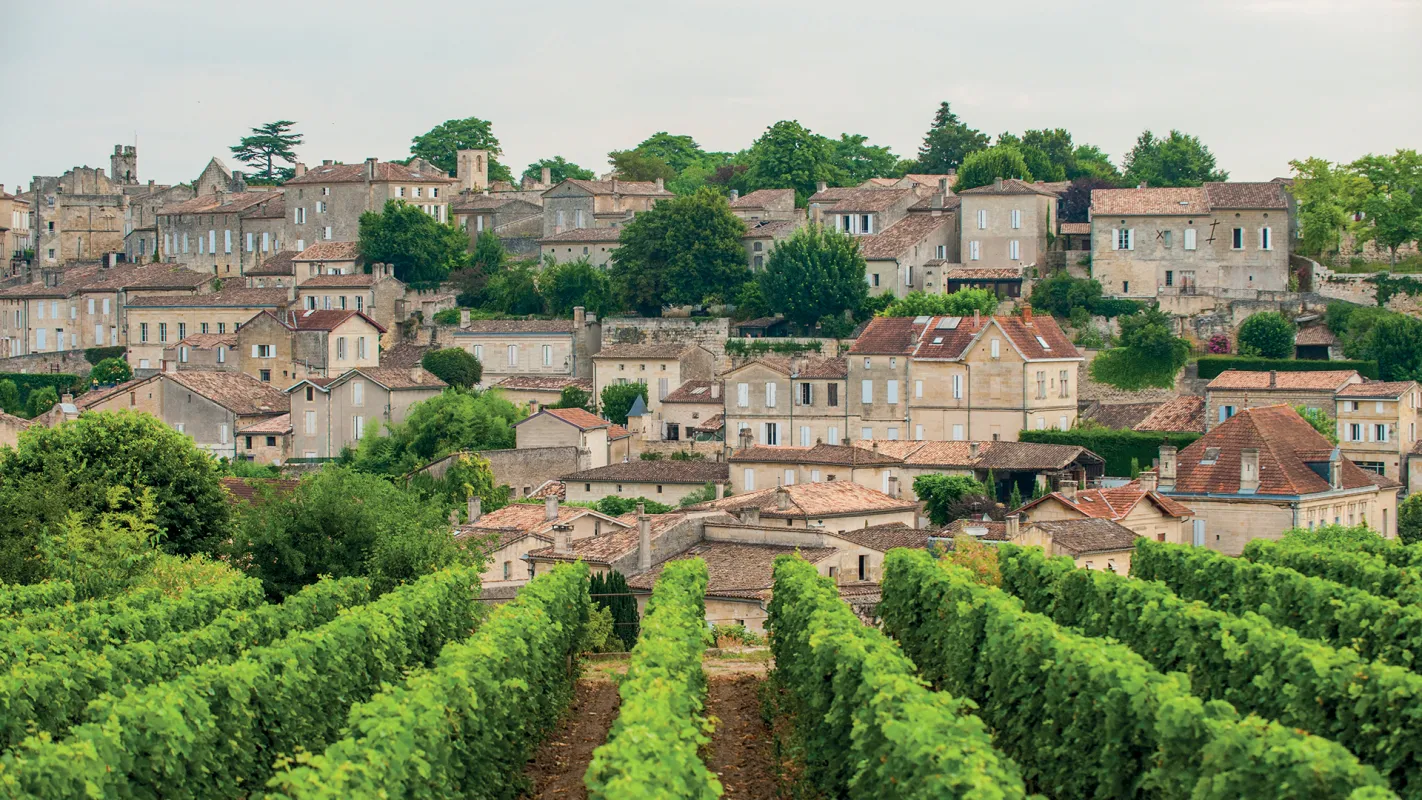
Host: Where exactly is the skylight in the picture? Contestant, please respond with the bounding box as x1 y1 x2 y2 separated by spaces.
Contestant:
938 317 961 329
1035 335 1051 350
914 316 931 324
932 337 944 344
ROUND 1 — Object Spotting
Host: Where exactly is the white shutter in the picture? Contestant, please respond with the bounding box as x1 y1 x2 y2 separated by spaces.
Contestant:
737 383 749 407
887 380 899 405
1111 228 1119 250
251 345 259 357
1128 229 1135 250
766 382 776 408
744 469 755 491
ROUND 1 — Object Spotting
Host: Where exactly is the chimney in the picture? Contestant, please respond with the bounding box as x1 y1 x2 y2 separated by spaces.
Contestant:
611 177 618 194
410 366 422 384
545 495 560 521
994 177 1004 190
887 475 899 499
743 506 761 525
573 306 585 331
715 482 725 499
61 392 74 404
1158 445 1177 491
1269 370 1277 389
654 178 664 191
973 308 981 326
776 485 791 511
322 159 333 166
459 309 470 328
1138 469 1158 493
738 427 753 450
293 162 307 178
969 441 980 460
1240 448 1261 493
638 510 652 570
538 166 550 186
938 177 948 195
710 382 720 399
729 189 740 201
1023 305 1034 325
1006 513 1021 541
467 495 481 523
365 157 378 180
931 193 943 213
816 181 827 193
1138 181 1148 189
1329 447 1342 489
1059 480 1077 501
554 524 571 554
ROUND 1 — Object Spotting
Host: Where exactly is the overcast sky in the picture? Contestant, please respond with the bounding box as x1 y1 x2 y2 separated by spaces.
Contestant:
3 0 1418 191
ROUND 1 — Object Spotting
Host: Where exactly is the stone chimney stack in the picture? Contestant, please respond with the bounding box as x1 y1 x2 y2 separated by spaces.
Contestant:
969 441 980 460
888 475 899 498
776 485 791 511
1138 469 1158 493
410 366 423 385
573 306 586 332
554 524 571 554
365 157 378 181
710 382 719 400
638 510 652 570
293 161 307 179
816 181 827 193
1158 445 1177 491
715 482 725 499
994 177 1004 190
467 495 481 523
541 166 551 186
1240 448 1261 493
655 178 664 191
1006 512 1020 541
611 177 618 194
1059 480 1077 501
545 495 560 521
742 506 761 525
1022 305 1033 325
1329 447 1342 489
738 427 753 450
1269 370 1277 389
459 309 471 328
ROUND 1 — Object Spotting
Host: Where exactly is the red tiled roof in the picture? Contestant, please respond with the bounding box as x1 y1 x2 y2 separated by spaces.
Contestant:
537 227 624 244
237 413 292 434
284 161 454 185
529 512 690 565
859 215 951 260
563 461 728 484
247 250 298 276
731 443 902 467
157 191 282 217
174 332 238 349
526 407 610 431
625 540 838 600
342 367 445 391
456 503 627 550
731 189 795 209
850 313 1078 362
1059 222 1092 235
943 267 1023 280
299 273 380 288
1294 326 1338 346
1336 381 1416 399
163 371 289 416
722 356 847 380
456 319 575 334
742 219 800 239
1091 187 1209 217
1019 480 1193 521
261 308 387 333
662 380 722 404
1206 369 1360 391
124 286 289 308
492 376 593 392
1028 518 1140 556
688 481 915 518
1134 395 1206 433
552 179 673 197
1204 182 1289 210
294 242 360 261
957 178 1058 197
825 187 914 214
594 343 701 360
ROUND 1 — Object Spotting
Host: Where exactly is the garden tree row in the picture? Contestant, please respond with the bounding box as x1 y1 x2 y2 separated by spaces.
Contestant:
1327 301 1422 382
268 563 590 799
997 543 1422 796
1291 149 1422 265
880 549 1391 798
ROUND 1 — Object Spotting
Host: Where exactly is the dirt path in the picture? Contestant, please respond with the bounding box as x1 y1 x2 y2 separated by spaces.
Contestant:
523 677 619 799
705 673 782 800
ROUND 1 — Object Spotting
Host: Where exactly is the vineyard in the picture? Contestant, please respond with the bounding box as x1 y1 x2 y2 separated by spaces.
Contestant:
0 533 1418 798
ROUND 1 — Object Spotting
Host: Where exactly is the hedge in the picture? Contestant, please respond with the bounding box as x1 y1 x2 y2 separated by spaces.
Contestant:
0 582 74 616
0 576 369 750
767 554 1031 799
1017 428 1201 477
1244 539 1422 604
0 566 481 799
267 563 589 800
83 346 125 365
1132 539 1422 668
998 544 1422 798
1196 355 1379 380
880 549 1392 799
0 373 84 412
586 559 720 799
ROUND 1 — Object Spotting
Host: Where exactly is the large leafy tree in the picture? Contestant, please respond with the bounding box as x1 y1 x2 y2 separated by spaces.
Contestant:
345 389 525 476
998 132 1064 183
539 257 616 317
757 225 868 331
631 132 708 174
1399 493 1422 545
831 134 902 184
955 146 1033 191
90 357 132 385
0 411 231 581
1237 312 1296 359
600 382 648 426
1288 157 1363 258
230 120 303 183
1351 150 1422 267
882 288 998 318
1021 129 1077 181
609 188 749 315
1071 144 1122 183
913 474 988 526
1359 312 1422 382
740 121 845 204
1061 177 1117 223
483 263 544 315
607 149 676 182
1090 306 1189 390
409 117 513 182
1122 130 1228 187
916 102 990 173
522 156 594 184
359 200 470 285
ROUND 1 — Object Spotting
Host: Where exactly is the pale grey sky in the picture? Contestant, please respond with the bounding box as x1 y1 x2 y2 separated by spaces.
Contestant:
4 0 1419 190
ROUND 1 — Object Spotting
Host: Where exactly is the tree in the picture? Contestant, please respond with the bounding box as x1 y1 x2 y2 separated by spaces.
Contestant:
1090 306 1189 390
1353 150 1422 267
1236 312 1296 358
881 289 998 318
1122 129 1228 188
593 496 673 516
740 120 845 204
409 117 512 182
1292 405 1338 444
0 379 17 415
607 149 676 182
632 132 709 175
609 188 749 315
1399 493 1422 545
522 156 594 185
1021 129 1077 180
472 229 508 273
230 121 302 183
916 102 990 174
0 411 231 574
421 348 483 388
943 534 1001 586
1289 157 1364 258
756 225 867 330
551 386 593 412
484 263 544 315
1071 144 1122 183
831 133 902 184
359 200 469 285
404 451 509 518
1359 313 1422 382
1061 177 1117 223
90 357 132 385
539 257 615 317
26 386 57 418
41 486 162 601
590 570 640 649
914 474 988 526
344 389 525 476
954 146 1033 191
600 382 648 427
1029 273 1104 318
450 230 510 306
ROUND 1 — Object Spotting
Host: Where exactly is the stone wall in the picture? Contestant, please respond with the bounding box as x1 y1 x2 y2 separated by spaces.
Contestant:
602 316 732 365
482 445 582 498
0 349 94 376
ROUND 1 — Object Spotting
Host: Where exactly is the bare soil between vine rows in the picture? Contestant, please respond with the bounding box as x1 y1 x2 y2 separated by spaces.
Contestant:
523 677 620 799
705 672 781 799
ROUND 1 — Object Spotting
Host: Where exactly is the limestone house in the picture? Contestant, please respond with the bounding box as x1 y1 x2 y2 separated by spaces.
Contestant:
741 220 801 271
527 510 717 586
728 189 799 223
450 311 600 384
686 481 917 532
592 343 716 415
0 412 30 449
815 186 955 298
940 267 1025 300
451 196 543 246
730 443 902 495
847 308 1083 441
958 178 1059 269
489 375 593 412
1334 380 1421 485
850 439 1105 502
156 190 285 275
286 366 444 459
515 407 617 469
290 241 358 281
458 496 631 593
66 375 162 417
1156 404 1401 554
30 162 128 265
235 309 384 385
282 158 457 242
237 413 292 465
125 286 290 369
162 332 238 371
538 227 623 267
159 371 288 461
540 178 673 238
1015 471 1194 544
1090 182 1291 302
0 185 32 265
1009 514 1142 572
1204 369 1361 430
294 262 406 336
647 379 723 443
561 459 730 505
244 250 299 288
721 356 848 448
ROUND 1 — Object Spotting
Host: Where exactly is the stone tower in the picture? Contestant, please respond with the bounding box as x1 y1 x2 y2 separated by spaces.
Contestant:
111 145 138 185
456 149 489 193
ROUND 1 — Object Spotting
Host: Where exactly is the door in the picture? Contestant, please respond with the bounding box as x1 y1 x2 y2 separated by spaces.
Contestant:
1192 519 1206 547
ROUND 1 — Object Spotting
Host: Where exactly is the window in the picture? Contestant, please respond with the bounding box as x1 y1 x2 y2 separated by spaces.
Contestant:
473 344 482 361
102 298 110 314
1059 415 1069 431
1010 209 1021 229
260 369 271 382
305 386 315 402
1009 239 1020 260
799 382 813 406
353 380 364 407
861 380 873 403
658 377 669 400
1059 369 1070 398
976 209 987 229
990 338 1000 359
1165 270 1174 287
217 346 226 364
887 380 899 404
179 346 189 363
915 424 924 440
887 427 899 440
737 382 749 407
782 469 796 487
219 424 229 444
811 469 821 482
827 383 838 407
1375 423 1389 442
827 426 840 445
799 425 811 446
175 422 184 434
858 555 869 581
915 380 924 399
763 422 779 445
255 344 274 358
87 298 94 314
1036 417 1046 430
542 345 552 366
1162 230 1173 248
860 214 872 234
507 344 518 366
140 322 148 343
1261 227 1272 250
952 374 962 399
952 424 964 440
159 322 168 343
1114 228 1133 250
357 337 367 359
1220 405 1237 423
177 322 186 341
1231 227 1244 249
861 427 873 440
1123 280 1129 294
765 382 777 407
968 241 980 260
323 226 332 240
352 415 365 440
575 209 584 228
871 273 880 287
936 244 946 259
1035 370 1046 399
224 230 232 254
304 410 317 434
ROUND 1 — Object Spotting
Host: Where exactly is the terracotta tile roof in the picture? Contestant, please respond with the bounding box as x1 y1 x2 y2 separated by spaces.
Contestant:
260 308 386 333
973 441 1102 471
450 195 529 212
457 504 627 550
175 332 238 349
521 407 610 431
1019 480 1193 521
83 264 213 292
529 512 690 565
284 161 454 185
852 313 1078 362
378 343 436 369
125 286 289 308
340 367 445 391
537 227 625 244
241 193 286 220
1028 518 1140 556
1059 222 1092 235
1336 381 1416 399
901 173 956 188
529 480 565 500
858 215 951 260
298 273 379 289
742 219 801 239
237 413 292 434
554 179 673 197
688 481 915 518
1205 369 1360 391
1204 182 1289 210
626 541 838 600
594 343 700 360
607 423 630 440
1083 402 1158 430
219 477 298 505
1294 326 1338 347
938 518 1010 541
943 267 1023 280
691 413 724 433
1134 395 1206 433
163 371 289 416
248 250 297 276
492 376 593 392
825 187 914 214
662 380 722 404
907 194 962 212
157 191 282 217
957 178 1059 197
1090 187 1209 216
0 263 105 298
1171 405 1385 496
848 315 927 354
808 187 856 204
731 189 795 209
723 356 847 380
294 242 360 262
830 523 935 551
454 319 574 334
563 460 729 484
74 376 159 411
863 178 898 187
732 443 902 467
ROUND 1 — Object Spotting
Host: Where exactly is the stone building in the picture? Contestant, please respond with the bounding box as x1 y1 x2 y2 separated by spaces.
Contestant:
448 310 600 384
287 366 445 459
540 178 673 238
1090 182 1292 300
29 167 126 265
1204 369 1361 431
812 183 959 297
721 356 848 448
1156 404 1400 554
538 227 623 267
592 343 716 415
124 286 290 368
1 185 32 265
654 379 724 443
159 371 289 461
741 220 801 271
236 413 292 465
958 178 1059 269
156 190 286 276
729 189 799 223
1011 515 1143 572
487 376 592 413
458 497 632 591
561 460 730 505
289 248 405 334
514 407 617 469
281 158 457 243
235 308 384 385
162 332 238 371
1334 380 1421 485
451 195 544 255
1015 472 1194 545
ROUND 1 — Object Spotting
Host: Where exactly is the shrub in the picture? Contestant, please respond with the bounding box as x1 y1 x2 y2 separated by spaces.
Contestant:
1243 538 1422 604
83 346 125 365
87 357 132 386
420 347 482 388
599 381 648 426
1018 428 1200 477
432 307 461 325
880 288 997 318
1206 333 1230 354
1236 311 1296 358
26 386 58 417
912 474 987 525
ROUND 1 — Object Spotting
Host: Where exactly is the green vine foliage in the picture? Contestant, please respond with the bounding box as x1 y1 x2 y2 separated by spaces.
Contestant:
0 581 75 616
723 338 824 357
585 559 721 800
997 544 1422 796
0 566 481 798
1278 527 1422 568
1132 539 1422 668
879 549 1390 799
0 577 370 751
768 555 1031 799
1243 539 1422 604
267 563 589 799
